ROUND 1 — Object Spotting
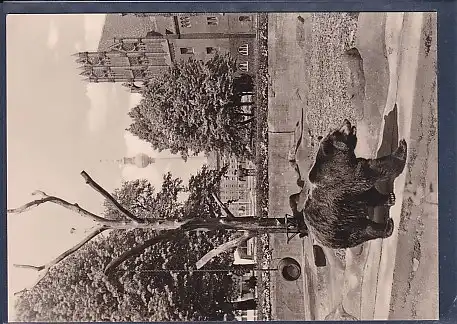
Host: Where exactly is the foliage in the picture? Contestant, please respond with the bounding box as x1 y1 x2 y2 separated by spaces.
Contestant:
103 173 184 221
127 54 254 161
15 168 241 322
182 164 229 219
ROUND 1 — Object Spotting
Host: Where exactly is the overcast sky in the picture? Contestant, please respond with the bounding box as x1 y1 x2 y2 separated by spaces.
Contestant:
6 14 206 318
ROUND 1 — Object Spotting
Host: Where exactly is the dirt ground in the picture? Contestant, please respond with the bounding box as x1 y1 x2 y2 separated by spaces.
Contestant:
267 12 438 320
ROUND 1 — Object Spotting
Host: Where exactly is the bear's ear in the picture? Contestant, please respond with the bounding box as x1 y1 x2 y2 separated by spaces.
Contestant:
320 139 334 156
333 140 349 152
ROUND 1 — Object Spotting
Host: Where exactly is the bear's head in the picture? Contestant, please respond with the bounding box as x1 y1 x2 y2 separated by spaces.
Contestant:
318 119 357 156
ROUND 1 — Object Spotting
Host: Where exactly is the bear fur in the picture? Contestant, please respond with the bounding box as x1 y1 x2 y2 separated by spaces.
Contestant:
303 119 408 249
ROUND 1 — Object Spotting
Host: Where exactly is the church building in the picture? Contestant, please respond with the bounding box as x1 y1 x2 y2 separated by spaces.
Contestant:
74 13 258 93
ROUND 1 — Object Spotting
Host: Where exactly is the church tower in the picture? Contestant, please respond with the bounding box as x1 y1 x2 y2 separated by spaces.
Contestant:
74 36 172 93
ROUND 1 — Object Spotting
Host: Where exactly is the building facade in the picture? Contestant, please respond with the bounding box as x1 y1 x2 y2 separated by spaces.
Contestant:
75 13 257 93
206 151 256 217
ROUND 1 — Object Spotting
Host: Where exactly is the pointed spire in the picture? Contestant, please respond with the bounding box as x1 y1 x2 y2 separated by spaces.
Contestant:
79 70 91 76
71 52 80 57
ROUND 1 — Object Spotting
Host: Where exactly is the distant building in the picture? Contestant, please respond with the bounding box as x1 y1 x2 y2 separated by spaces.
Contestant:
236 309 258 321
207 150 257 266
233 237 257 265
206 151 256 217
231 272 259 321
74 13 258 93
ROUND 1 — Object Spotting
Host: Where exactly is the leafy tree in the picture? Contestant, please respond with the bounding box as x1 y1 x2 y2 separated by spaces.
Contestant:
127 54 255 161
104 174 184 221
182 164 229 219
14 171 240 322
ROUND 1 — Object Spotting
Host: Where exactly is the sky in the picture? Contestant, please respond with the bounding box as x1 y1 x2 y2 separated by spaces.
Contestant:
6 14 206 318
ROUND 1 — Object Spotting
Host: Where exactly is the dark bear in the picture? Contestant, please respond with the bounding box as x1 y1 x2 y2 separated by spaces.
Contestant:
303 119 407 249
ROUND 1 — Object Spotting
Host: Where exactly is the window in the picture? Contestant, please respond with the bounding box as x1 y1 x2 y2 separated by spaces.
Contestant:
93 68 107 78
180 47 194 54
122 42 136 52
128 57 140 65
207 16 218 26
238 44 249 56
138 43 146 52
88 56 101 65
239 15 252 22
180 16 191 28
239 61 249 72
206 47 217 54
103 57 112 66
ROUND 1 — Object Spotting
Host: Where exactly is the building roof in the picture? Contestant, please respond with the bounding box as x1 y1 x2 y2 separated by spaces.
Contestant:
97 14 159 51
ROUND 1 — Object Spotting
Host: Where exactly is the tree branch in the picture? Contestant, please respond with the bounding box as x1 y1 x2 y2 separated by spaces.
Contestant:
7 190 118 225
13 264 45 271
14 226 108 295
8 192 189 230
211 193 235 219
196 231 256 269
80 171 145 224
104 229 183 275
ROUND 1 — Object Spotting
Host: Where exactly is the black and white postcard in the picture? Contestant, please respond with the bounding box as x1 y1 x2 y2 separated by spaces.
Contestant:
6 12 438 321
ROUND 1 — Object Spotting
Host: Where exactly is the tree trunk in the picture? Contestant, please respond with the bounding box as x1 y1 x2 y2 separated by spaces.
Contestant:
221 298 258 313
9 170 308 293
234 74 254 93
236 117 255 128
238 102 255 106
231 298 258 311
233 264 255 271
231 264 255 276
236 112 254 117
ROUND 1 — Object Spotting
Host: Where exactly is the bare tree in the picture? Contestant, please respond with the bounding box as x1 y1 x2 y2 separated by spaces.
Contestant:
9 170 304 295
